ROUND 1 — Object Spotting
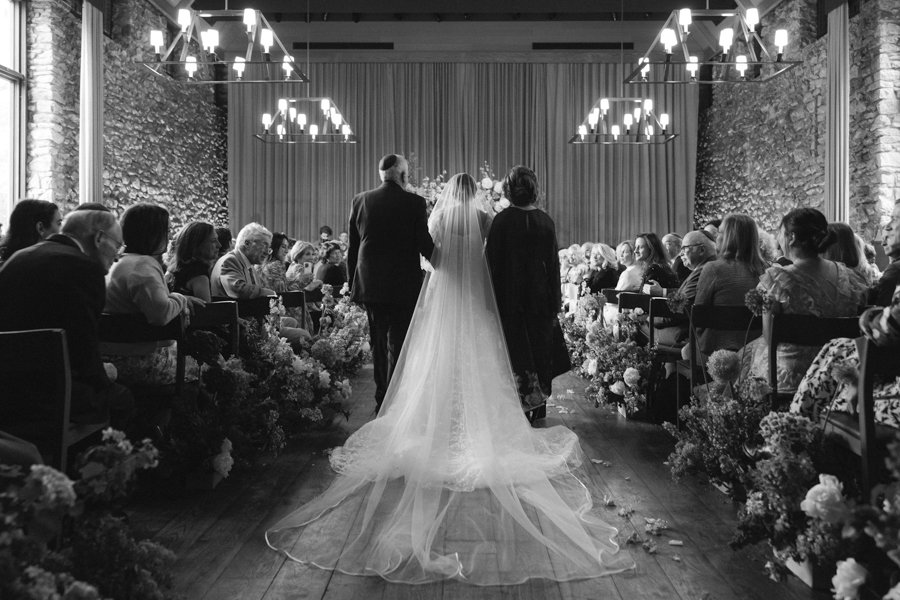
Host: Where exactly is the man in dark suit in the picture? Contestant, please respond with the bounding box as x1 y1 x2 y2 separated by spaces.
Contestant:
0 208 133 428
870 203 900 306
348 154 435 413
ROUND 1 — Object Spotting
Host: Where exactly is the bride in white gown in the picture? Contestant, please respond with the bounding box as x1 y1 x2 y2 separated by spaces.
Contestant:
265 173 633 585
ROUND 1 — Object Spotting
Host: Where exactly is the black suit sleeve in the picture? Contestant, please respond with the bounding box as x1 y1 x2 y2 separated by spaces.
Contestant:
347 197 360 289
65 262 110 390
415 196 435 261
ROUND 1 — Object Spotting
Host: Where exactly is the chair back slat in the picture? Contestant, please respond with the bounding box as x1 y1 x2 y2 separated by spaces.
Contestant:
617 292 651 313
191 301 239 355
0 329 72 469
649 297 676 321
599 288 619 305
212 295 272 319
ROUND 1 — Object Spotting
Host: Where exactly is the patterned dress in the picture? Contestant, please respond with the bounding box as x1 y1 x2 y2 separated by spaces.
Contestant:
791 285 900 428
739 262 868 394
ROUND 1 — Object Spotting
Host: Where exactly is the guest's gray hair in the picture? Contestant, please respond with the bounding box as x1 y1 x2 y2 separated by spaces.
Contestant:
61 210 117 243
379 154 409 185
236 222 272 250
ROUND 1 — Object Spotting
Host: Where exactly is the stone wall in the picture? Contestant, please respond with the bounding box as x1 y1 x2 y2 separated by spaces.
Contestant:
25 0 228 230
695 0 900 240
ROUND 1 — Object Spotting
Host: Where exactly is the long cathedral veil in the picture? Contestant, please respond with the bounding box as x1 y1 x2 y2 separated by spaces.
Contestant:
265 173 633 585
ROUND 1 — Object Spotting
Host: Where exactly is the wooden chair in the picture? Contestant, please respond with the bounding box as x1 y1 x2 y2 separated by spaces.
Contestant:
0 329 107 472
646 297 681 417
675 305 762 414
766 313 861 403
617 292 652 314
190 301 240 356
98 312 187 396
823 338 900 498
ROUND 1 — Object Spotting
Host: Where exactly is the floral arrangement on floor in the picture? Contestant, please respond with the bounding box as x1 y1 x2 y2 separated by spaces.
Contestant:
0 430 175 600
663 350 773 500
159 295 368 485
561 296 653 416
730 411 861 580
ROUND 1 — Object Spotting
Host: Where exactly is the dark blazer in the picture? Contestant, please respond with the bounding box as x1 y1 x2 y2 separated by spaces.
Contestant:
316 262 347 291
347 180 435 306
870 259 900 307
0 234 110 391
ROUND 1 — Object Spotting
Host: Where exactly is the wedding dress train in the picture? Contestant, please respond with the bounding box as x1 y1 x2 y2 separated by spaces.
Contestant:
265 174 633 585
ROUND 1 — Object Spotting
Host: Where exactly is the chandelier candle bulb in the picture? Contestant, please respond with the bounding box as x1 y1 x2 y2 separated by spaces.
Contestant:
278 98 288 114
660 28 677 54
599 98 609 114
687 55 698 78
578 124 587 140
736 55 748 78
298 113 307 129
243 8 256 33
342 124 351 140
185 56 197 78
639 57 650 80
719 28 734 61
745 8 759 29
262 112 272 132
774 29 788 60
320 98 331 113
150 29 164 59
659 113 669 131
645 124 653 140
588 108 600 130
611 124 620 140
309 124 318 139
678 8 691 33
623 113 633 132
260 28 274 58
643 98 653 113
177 8 191 32
282 56 293 79
330 111 342 127
277 123 285 139
632 107 641 124
233 57 246 79
289 107 297 121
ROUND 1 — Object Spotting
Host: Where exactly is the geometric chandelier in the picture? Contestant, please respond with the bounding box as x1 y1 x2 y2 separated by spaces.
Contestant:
624 4 801 85
254 97 357 144
140 8 309 84
569 97 676 145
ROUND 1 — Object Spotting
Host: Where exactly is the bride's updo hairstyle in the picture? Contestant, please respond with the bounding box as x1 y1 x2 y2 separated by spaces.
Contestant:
780 207 836 257
502 165 538 206
442 172 477 204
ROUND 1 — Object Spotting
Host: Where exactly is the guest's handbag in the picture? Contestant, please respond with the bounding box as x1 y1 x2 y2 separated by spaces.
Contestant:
550 318 571 379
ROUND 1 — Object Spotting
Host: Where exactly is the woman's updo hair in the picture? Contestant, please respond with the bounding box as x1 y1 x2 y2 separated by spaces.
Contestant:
502 165 538 207
780 207 836 255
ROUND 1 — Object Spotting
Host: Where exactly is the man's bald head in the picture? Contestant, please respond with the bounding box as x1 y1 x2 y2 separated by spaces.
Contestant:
681 230 716 269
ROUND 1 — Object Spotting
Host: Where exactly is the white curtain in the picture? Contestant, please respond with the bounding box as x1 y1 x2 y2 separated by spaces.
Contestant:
227 61 698 246
78 0 104 205
825 2 850 223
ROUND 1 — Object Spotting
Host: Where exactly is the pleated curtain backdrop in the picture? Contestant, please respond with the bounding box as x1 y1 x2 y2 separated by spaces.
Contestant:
825 3 850 224
78 0 104 205
228 61 698 246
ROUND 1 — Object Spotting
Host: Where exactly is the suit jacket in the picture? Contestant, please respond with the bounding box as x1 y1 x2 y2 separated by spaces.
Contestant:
211 249 269 299
347 180 435 306
869 259 900 307
0 234 109 391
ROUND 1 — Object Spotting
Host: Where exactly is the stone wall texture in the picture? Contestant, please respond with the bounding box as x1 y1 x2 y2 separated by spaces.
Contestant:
695 0 900 240
26 0 228 230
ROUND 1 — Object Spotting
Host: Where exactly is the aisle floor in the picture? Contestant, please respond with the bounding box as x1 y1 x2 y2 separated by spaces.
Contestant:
129 366 830 600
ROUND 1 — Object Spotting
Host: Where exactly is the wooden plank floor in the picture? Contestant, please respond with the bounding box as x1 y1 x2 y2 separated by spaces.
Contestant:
129 365 831 600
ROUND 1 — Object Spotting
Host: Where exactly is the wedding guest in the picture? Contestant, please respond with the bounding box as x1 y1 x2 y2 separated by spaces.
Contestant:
486 165 562 421
318 225 333 251
737 208 868 392
583 243 620 294
703 218 722 239
165 221 220 301
663 232 691 282
870 202 900 306
824 222 874 285
348 153 435 413
104 204 203 386
316 241 347 291
690 213 767 358
215 227 233 257
211 222 310 344
650 230 717 347
257 232 293 292
791 285 900 428
563 244 587 311
286 241 323 292
635 232 680 290
615 240 642 291
0 200 62 264
0 208 133 429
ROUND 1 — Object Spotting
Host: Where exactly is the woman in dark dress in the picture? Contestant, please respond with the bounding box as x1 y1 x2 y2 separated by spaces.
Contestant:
635 232 680 290
315 241 348 293
165 221 220 301
485 165 563 422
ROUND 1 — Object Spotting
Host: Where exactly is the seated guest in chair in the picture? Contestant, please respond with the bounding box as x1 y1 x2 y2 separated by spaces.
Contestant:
791 284 900 428
870 202 900 306
103 204 205 387
737 208 868 393
165 221 220 301
615 240 642 292
0 200 63 265
317 241 348 291
257 232 294 293
211 222 310 344
662 232 691 283
0 208 134 428
635 232 680 291
649 229 717 348
583 243 620 295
